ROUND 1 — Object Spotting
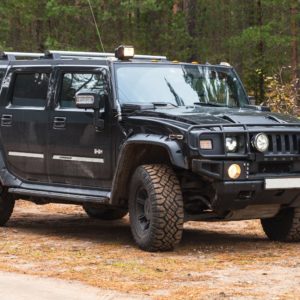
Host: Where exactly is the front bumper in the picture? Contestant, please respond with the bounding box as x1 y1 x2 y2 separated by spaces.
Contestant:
192 159 300 212
213 180 300 212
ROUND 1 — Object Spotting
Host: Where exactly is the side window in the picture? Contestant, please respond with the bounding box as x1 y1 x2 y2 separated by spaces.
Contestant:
12 72 50 107
59 73 106 108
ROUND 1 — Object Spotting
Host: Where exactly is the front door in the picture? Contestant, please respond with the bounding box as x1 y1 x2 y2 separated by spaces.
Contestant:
47 66 112 188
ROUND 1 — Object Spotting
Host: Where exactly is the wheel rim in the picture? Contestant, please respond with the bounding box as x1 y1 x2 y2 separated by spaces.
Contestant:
135 186 151 235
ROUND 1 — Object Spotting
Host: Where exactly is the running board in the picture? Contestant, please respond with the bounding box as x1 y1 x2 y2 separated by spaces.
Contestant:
8 188 110 205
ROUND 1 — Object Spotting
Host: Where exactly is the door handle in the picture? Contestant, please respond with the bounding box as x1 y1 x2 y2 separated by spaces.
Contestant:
53 116 66 129
1 114 12 126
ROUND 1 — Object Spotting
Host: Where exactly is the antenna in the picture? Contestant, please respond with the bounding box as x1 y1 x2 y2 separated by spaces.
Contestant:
87 0 105 53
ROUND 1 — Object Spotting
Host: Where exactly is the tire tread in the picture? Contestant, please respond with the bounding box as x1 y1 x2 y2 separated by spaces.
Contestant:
261 207 300 242
129 164 184 251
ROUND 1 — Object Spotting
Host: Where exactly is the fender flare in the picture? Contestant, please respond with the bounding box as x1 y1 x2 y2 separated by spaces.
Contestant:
109 133 188 206
124 134 188 169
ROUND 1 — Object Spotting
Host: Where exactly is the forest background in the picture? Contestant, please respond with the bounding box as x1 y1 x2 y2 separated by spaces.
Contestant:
0 0 299 114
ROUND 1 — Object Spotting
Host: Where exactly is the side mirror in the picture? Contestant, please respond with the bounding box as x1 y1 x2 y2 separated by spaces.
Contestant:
248 96 256 106
75 92 107 131
244 104 271 112
75 92 106 110
246 96 270 112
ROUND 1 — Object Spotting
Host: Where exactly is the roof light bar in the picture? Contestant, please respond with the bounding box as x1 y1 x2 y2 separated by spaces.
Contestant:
115 45 135 60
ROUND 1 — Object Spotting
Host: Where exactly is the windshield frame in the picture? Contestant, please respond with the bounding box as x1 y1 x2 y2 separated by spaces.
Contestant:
113 62 250 108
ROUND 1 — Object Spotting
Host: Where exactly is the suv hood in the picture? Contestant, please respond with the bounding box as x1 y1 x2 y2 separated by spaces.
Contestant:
130 106 300 127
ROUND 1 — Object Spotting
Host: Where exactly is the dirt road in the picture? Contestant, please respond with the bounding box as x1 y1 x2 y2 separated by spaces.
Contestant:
1 201 300 299
0 271 147 300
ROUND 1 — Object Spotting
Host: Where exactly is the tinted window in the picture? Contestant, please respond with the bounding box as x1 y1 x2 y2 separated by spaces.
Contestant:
12 73 49 107
60 73 106 108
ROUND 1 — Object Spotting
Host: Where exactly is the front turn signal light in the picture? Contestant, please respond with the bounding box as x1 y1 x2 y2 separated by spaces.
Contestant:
199 140 213 150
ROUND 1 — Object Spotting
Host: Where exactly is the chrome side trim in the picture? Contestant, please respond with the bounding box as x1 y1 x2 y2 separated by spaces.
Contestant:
8 151 44 159
53 155 104 163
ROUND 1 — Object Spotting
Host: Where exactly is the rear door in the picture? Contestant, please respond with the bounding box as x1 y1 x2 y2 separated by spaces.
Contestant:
0 66 51 182
47 66 113 188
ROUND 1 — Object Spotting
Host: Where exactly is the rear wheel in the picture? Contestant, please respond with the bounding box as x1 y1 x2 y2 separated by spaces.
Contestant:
0 190 15 226
129 164 184 252
83 205 127 220
261 207 300 242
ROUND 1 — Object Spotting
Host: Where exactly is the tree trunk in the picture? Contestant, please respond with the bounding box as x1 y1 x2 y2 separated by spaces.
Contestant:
291 1 298 81
257 0 264 102
183 0 197 61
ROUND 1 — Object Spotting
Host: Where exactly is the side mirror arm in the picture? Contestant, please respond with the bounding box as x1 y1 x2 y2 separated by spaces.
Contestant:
93 109 104 131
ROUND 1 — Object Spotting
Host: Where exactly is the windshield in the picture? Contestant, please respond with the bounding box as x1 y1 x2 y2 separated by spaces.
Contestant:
115 64 248 107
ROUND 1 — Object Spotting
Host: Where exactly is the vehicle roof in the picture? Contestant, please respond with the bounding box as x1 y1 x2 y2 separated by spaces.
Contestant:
0 51 232 69
0 59 232 70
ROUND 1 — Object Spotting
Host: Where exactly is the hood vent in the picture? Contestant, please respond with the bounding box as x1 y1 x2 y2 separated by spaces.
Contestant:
219 114 237 124
266 115 287 124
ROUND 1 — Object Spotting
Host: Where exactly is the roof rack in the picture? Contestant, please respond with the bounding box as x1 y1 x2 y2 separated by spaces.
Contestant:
133 54 167 61
45 50 115 60
0 51 43 60
45 50 167 61
0 50 167 62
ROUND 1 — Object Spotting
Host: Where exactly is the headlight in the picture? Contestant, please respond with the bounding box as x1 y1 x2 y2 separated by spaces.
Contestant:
252 133 269 152
225 137 238 152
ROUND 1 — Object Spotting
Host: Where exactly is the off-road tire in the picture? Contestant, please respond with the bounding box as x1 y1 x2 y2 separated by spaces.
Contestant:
83 205 127 220
261 207 300 242
129 164 184 252
0 190 15 226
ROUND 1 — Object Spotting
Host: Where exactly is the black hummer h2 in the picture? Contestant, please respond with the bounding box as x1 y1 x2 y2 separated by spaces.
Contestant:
0 46 300 252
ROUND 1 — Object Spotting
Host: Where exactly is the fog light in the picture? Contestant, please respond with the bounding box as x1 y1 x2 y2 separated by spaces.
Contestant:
228 164 241 179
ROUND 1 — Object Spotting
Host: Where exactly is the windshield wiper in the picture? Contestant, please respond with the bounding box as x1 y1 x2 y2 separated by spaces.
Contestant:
152 102 178 108
164 78 185 106
194 102 226 107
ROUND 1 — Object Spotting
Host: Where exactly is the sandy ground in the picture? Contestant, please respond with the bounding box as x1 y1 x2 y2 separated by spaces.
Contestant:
0 200 300 299
0 271 147 300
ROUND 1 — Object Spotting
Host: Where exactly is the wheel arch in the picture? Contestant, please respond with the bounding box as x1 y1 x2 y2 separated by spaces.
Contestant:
109 134 188 207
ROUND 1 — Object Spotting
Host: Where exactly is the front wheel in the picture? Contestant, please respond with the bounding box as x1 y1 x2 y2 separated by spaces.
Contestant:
129 164 184 252
0 190 15 226
261 207 300 242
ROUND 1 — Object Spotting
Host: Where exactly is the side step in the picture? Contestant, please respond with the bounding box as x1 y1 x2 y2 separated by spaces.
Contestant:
8 187 110 205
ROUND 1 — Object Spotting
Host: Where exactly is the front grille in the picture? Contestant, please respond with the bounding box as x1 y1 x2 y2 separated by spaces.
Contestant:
250 133 300 155
258 162 291 173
